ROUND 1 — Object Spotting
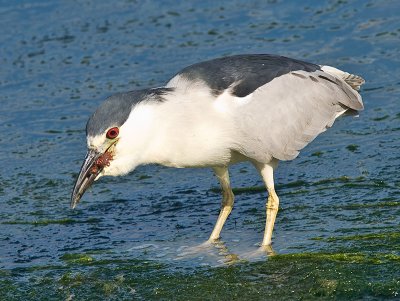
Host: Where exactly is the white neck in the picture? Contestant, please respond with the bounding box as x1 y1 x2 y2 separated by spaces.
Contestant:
108 88 236 176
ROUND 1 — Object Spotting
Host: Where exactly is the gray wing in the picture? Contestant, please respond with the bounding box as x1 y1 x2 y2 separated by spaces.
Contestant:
168 54 320 97
235 69 364 162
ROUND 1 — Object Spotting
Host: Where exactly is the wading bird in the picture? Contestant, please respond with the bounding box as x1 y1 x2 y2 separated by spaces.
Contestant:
71 54 364 246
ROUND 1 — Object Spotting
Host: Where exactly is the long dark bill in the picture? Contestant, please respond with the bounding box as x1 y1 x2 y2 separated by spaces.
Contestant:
71 149 102 209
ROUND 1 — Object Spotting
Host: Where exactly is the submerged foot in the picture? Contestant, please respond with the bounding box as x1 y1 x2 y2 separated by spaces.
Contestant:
176 239 240 264
241 244 277 260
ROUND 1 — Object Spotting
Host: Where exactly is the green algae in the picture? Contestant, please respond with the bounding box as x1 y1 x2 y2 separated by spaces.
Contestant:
2 218 75 225
137 174 152 180
1 218 100 226
311 151 324 157
210 176 365 196
210 186 265 195
340 200 400 209
325 231 400 242
312 176 353 186
272 252 377 264
0 270 11 277
210 176 393 199
346 144 359 152
281 180 309 188
61 253 95 264
2 250 399 300
279 189 310 196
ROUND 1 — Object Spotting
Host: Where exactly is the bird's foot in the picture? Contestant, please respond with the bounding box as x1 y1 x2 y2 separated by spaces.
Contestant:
241 243 277 260
176 240 214 258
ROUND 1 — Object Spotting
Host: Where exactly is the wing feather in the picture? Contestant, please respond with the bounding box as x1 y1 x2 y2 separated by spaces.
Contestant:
235 69 364 162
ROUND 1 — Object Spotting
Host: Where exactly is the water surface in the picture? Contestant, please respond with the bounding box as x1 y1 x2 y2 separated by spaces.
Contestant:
0 0 399 299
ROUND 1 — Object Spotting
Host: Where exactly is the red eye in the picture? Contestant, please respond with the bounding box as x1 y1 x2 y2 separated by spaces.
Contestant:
106 127 119 139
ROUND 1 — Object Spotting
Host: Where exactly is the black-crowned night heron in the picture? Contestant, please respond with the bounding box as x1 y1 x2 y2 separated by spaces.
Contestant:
71 54 364 246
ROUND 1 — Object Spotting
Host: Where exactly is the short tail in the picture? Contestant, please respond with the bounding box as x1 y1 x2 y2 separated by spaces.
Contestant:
320 65 365 91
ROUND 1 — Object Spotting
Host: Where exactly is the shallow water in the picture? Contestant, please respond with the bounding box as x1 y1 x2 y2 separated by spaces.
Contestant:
1 0 399 299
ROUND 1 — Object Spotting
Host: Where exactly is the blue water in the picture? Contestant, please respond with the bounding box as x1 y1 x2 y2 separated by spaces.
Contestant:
1 0 399 299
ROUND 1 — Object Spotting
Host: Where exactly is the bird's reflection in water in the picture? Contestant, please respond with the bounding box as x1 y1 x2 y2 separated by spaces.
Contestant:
213 239 241 265
176 240 277 265
241 244 277 261
176 240 240 265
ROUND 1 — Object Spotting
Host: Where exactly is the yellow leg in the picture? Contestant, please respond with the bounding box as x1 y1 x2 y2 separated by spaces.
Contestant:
263 188 279 246
209 167 234 241
253 159 280 246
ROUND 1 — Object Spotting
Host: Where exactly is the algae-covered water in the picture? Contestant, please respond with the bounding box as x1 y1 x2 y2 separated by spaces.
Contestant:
1 0 399 299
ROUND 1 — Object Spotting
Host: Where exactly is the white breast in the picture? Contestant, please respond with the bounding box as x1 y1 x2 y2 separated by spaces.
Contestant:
124 87 238 168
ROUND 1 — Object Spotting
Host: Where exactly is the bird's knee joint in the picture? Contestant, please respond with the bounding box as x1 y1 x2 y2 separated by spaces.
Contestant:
222 193 234 207
266 198 279 211
266 205 279 211
267 192 279 205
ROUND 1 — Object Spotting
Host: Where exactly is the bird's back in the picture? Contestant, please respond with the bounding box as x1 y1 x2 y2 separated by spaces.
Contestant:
168 54 320 97
167 54 364 164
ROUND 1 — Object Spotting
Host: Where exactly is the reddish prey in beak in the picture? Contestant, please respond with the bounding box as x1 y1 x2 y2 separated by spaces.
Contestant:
71 126 120 209
70 148 114 209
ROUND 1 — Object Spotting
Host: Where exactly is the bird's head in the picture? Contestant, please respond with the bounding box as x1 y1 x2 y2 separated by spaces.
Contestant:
70 89 166 208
